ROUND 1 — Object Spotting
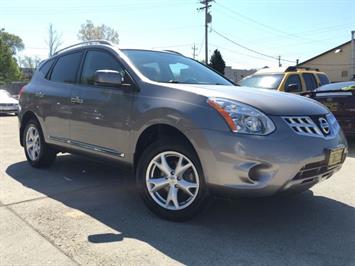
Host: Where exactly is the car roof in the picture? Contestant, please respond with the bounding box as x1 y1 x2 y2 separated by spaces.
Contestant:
316 81 355 91
254 66 325 75
44 41 184 64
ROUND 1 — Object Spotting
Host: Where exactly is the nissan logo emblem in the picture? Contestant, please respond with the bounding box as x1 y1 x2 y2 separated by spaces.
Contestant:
319 117 330 134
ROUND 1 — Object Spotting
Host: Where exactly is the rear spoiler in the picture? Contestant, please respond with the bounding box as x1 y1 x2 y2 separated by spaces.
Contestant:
301 86 355 97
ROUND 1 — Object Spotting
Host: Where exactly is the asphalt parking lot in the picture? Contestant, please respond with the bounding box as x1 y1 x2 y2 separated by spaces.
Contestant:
0 115 354 266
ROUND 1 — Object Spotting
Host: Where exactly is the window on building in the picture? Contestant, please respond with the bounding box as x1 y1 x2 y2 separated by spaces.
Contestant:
341 70 348 78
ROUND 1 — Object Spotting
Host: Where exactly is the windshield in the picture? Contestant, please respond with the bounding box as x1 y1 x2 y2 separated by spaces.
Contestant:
239 74 284 90
122 50 232 85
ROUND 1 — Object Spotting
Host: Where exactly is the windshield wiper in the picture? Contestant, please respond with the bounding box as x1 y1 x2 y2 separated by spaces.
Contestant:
168 80 180 83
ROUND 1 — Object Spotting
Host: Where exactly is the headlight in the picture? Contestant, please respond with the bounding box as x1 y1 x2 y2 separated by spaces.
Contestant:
207 97 275 135
326 112 340 133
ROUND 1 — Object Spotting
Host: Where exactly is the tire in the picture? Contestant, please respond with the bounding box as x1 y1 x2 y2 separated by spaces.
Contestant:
136 138 209 221
23 119 57 168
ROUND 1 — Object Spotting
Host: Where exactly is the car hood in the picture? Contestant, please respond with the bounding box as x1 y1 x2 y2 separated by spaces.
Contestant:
0 96 18 104
165 84 328 116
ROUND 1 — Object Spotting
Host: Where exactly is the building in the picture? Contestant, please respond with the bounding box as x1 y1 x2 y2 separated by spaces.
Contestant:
299 40 355 82
224 66 256 83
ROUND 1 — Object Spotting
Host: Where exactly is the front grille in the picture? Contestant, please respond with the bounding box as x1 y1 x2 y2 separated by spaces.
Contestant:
293 160 340 181
283 116 323 137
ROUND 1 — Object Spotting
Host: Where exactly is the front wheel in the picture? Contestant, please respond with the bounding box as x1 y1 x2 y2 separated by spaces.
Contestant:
23 120 57 168
136 139 209 221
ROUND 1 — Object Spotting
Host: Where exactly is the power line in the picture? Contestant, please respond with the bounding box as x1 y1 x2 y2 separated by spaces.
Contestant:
209 42 276 62
214 2 316 43
211 28 296 63
151 43 194 49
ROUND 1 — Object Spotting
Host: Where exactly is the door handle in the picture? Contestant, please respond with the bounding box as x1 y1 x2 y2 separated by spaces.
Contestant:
71 96 84 104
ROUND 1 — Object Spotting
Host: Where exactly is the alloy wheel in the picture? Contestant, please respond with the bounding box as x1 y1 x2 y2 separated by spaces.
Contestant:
145 151 200 211
26 126 41 161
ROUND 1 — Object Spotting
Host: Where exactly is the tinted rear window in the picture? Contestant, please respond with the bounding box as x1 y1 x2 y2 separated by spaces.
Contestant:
317 74 330 86
39 59 54 77
302 73 317 91
50 52 83 83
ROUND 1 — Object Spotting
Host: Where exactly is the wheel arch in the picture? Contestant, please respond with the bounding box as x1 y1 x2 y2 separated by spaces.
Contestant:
19 111 40 146
133 123 199 171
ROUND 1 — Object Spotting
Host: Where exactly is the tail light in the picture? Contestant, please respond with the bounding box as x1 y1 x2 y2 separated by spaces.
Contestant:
19 85 27 99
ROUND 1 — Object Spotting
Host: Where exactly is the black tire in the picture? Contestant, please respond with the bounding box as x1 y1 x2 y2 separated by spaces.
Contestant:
136 138 209 221
23 119 57 168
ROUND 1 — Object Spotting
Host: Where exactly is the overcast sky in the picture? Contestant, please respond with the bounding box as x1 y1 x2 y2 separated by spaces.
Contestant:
2 0 355 69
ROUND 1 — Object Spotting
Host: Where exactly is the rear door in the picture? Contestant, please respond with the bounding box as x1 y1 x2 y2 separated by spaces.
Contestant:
41 51 83 143
69 49 134 159
302 73 318 92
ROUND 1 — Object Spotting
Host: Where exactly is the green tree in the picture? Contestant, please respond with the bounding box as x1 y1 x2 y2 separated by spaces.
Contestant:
0 30 22 84
0 28 24 54
77 20 119 44
209 49 226 75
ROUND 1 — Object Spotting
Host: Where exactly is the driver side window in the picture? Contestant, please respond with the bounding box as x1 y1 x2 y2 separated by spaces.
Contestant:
284 74 302 92
81 50 125 85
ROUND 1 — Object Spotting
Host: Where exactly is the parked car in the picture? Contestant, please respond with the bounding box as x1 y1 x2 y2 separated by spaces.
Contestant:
239 66 330 93
19 41 347 220
0 89 19 115
302 81 355 136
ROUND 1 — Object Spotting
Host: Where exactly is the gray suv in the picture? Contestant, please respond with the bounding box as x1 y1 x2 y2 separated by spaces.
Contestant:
19 41 347 220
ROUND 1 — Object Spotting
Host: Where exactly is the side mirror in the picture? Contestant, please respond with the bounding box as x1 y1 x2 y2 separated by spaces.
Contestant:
286 83 300 93
94 70 123 87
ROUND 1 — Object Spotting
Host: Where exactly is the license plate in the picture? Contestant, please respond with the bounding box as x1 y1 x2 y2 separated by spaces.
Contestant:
327 147 344 167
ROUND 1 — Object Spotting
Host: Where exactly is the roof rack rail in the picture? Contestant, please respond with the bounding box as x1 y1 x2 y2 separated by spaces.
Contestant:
163 50 183 55
53 40 114 56
285 66 320 72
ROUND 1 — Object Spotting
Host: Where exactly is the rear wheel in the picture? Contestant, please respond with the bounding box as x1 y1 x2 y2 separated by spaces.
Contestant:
23 120 57 168
136 138 209 221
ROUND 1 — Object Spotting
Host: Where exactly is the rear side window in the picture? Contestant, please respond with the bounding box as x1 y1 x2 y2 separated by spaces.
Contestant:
317 74 330 86
284 74 302 92
50 52 83 83
39 59 54 77
302 73 317 91
80 50 124 85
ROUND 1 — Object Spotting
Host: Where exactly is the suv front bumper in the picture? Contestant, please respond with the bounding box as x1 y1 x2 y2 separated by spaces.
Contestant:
188 116 348 196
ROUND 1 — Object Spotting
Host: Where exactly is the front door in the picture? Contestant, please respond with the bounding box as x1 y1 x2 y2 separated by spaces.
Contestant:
70 49 134 159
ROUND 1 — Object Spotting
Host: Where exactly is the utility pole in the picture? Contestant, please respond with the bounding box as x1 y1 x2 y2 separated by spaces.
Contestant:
192 44 198 59
278 55 282 67
351 30 355 80
198 0 213 64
